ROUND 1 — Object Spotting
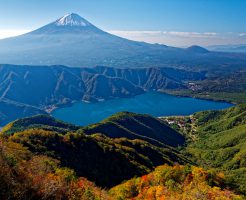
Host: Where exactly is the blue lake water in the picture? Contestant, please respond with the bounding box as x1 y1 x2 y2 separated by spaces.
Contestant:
52 92 233 126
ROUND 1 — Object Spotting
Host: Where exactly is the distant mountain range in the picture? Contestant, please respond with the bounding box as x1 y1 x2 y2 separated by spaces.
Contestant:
0 13 246 72
0 64 205 125
207 44 246 53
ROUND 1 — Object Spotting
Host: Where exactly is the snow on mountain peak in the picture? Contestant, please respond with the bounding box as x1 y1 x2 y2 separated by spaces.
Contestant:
55 13 91 27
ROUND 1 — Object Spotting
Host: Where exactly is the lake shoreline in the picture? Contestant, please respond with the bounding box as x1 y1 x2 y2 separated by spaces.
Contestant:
51 91 233 126
47 93 148 114
159 89 239 105
48 90 235 115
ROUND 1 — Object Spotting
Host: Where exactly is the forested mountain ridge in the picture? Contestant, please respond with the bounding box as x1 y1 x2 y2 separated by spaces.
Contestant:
1 136 242 199
1 112 189 188
82 111 185 147
1 114 80 135
163 70 246 104
2 112 185 148
176 104 246 195
0 105 245 199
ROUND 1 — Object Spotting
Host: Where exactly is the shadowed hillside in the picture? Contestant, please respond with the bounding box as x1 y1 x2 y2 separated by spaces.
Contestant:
0 64 205 125
0 106 245 198
1 113 189 188
1 114 80 135
83 111 185 147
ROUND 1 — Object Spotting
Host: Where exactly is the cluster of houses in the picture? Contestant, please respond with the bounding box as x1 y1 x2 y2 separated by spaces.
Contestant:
163 117 186 128
187 82 202 91
160 116 196 133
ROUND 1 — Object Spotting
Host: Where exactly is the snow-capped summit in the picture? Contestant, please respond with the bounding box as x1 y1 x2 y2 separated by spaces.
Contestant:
28 13 103 35
0 12 240 69
54 13 91 27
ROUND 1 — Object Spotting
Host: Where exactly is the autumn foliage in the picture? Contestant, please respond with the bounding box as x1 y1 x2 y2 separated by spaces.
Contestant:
0 138 110 200
1 110 245 200
0 136 244 200
109 165 242 200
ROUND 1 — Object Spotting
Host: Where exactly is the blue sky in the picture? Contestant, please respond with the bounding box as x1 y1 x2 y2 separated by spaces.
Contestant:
0 0 246 46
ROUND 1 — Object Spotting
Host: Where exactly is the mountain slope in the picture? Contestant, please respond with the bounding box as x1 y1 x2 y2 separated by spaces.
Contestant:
0 64 199 105
185 104 246 194
109 165 242 200
0 137 111 199
0 100 46 126
2 112 185 148
1 114 189 188
0 64 204 125
1 135 241 199
186 45 210 53
1 114 80 135
0 107 244 198
83 112 185 147
10 130 188 188
0 13 246 71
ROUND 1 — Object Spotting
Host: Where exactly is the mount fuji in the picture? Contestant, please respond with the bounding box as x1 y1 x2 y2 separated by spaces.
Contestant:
30 13 106 35
0 13 245 71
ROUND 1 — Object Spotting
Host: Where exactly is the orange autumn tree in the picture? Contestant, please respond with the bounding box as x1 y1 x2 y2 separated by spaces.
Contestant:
0 137 110 200
109 164 243 200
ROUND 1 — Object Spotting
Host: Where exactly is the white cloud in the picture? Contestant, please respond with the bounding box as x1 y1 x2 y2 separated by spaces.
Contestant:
166 31 217 38
109 30 163 37
239 33 246 37
109 30 218 38
0 29 245 47
0 29 30 39
108 30 246 46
